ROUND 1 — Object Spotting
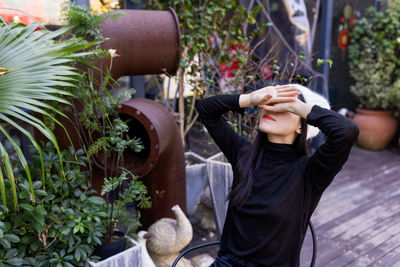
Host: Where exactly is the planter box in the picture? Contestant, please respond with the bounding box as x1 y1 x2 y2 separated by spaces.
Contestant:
185 152 208 216
206 152 233 237
185 151 234 236
88 237 142 267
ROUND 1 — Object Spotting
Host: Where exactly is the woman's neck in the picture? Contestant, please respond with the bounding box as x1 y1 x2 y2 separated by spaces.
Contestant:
267 132 297 145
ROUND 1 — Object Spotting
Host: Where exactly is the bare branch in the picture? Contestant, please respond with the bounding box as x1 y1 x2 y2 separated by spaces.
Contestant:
310 0 321 51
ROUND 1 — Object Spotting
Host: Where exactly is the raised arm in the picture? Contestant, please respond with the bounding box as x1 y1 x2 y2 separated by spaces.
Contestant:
195 94 249 166
304 105 359 192
258 85 359 192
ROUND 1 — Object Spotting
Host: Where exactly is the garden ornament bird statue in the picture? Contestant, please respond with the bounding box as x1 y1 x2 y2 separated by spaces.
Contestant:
146 204 193 267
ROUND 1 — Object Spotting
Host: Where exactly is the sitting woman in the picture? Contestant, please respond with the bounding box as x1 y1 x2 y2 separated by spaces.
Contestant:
195 84 359 267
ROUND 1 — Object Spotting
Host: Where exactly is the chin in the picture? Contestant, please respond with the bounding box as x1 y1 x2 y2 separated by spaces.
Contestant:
258 124 278 134
259 123 295 137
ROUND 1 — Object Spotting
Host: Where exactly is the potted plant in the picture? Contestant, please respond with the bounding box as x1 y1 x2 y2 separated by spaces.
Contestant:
92 168 151 262
348 2 400 150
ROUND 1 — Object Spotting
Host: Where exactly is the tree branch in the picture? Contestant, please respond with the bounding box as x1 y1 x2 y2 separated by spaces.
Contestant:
310 0 321 51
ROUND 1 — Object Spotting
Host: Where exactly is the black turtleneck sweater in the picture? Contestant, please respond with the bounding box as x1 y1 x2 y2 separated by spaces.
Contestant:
195 94 359 266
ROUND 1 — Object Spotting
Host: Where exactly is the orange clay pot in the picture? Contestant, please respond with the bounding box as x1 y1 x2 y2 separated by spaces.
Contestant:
352 108 397 150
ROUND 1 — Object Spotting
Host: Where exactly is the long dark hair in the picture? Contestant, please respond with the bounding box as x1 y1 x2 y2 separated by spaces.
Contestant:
227 94 308 208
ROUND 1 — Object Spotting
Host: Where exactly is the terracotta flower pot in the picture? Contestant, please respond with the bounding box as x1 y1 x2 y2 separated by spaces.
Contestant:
352 108 397 150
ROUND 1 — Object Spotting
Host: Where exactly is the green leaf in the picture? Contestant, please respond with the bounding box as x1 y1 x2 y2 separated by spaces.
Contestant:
21 235 33 245
4 248 18 259
0 143 18 210
64 255 73 261
32 181 42 189
317 58 333 68
36 205 47 216
74 248 81 261
32 211 45 225
88 196 105 205
92 236 101 245
19 203 34 212
32 222 45 233
5 257 24 266
0 238 10 249
0 167 7 211
60 226 71 235
4 234 20 243
35 190 48 196
325 59 333 68
44 194 56 202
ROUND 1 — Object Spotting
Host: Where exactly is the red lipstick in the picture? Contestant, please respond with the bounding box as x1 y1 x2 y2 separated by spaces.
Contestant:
263 114 275 121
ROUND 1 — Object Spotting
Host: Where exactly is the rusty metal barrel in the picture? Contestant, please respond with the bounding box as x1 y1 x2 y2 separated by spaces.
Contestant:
100 8 181 77
47 8 181 150
116 98 186 229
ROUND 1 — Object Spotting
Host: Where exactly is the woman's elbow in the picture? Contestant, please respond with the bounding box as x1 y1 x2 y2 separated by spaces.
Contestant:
195 99 205 116
345 120 359 143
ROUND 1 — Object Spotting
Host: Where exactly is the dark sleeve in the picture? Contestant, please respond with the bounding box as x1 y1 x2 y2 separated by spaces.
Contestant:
195 94 250 167
304 105 359 192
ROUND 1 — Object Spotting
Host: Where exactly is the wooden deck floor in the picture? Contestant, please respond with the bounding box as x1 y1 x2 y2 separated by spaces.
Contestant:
301 146 400 267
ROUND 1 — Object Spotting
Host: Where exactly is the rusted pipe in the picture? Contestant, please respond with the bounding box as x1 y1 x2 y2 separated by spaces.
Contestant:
115 98 186 229
100 8 181 78
43 8 181 151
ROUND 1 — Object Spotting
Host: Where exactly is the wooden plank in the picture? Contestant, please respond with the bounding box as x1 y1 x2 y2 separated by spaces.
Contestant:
313 165 400 228
323 204 398 239
301 236 346 266
316 165 400 217
353 222 400 255
324 250 359 266
332 200 400 241
361 230 400 263
344 254 373 266
341 211 400 250
372 243 400 266
312 169 400 236
302 146 400 266
314 185 400 243
313 212 400 266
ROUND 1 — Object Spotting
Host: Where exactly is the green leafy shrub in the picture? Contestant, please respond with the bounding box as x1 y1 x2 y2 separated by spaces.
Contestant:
0 143 109 266
348 2 400 110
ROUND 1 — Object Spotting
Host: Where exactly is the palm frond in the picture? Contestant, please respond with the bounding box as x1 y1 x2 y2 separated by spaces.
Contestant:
0 22 94 210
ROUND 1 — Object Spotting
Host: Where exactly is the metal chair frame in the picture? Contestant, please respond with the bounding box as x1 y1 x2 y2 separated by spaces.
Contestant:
172 221 317 267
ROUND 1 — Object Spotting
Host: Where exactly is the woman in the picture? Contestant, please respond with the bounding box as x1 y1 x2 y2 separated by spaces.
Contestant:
195 84 359 267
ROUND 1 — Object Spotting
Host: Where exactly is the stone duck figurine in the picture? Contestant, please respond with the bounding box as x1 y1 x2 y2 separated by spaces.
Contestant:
146 204 193 267
137 231 156 267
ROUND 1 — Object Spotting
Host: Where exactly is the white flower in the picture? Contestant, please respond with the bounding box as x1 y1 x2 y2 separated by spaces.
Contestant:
108 49 118 58
13 16 20 24
397 37 400 44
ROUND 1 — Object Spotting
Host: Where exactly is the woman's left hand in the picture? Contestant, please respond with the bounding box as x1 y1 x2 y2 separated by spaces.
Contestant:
259 85 313 119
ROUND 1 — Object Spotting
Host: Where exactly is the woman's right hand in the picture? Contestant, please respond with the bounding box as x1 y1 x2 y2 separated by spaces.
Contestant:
239 85 300 108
